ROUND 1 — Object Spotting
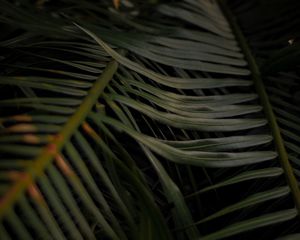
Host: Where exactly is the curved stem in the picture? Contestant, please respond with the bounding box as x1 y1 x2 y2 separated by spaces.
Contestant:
219 0 300 213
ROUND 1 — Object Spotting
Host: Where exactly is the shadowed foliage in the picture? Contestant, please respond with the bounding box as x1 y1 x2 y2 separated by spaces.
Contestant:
0 0 299 239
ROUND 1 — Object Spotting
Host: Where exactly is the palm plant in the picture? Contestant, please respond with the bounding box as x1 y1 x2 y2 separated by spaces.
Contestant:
0 0 299 239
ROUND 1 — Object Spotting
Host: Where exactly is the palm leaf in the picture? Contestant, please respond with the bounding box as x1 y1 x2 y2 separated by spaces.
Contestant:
0 0 299 239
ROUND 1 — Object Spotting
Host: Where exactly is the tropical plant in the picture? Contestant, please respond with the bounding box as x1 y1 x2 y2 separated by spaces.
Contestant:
0 0 299 239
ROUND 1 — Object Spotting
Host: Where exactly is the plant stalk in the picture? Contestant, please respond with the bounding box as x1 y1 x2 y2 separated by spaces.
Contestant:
219 0 300 213
0 60 118 218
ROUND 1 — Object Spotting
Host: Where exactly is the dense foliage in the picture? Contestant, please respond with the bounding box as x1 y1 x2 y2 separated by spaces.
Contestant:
0 0 299 239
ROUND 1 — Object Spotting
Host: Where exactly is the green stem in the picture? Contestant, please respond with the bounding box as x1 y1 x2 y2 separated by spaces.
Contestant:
0 60 118 218
219 0 300 213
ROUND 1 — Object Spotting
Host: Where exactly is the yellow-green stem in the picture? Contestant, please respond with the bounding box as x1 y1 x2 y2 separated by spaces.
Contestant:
0 60 118 218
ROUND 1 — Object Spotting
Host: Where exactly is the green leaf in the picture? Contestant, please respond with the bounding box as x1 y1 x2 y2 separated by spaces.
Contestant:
201 209 297 240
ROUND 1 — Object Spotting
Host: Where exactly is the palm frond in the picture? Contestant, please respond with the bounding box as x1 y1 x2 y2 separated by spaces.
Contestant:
0 0 299 239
